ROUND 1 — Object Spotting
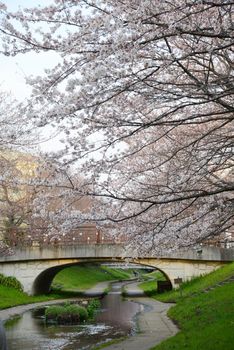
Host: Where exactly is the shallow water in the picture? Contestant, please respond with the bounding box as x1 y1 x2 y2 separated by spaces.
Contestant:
6 282 142 350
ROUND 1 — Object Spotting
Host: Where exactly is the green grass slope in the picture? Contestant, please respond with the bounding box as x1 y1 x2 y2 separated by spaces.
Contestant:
0 284 64 310
52 264 133 291
157 262 234 303
150 262 234 350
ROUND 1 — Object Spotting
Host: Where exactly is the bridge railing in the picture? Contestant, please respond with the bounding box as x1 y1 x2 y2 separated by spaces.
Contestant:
0 243 234 263
8 237 122 248
9 237 234 250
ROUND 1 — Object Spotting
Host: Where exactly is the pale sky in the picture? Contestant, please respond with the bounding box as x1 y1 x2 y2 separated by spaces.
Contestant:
0 0 59 101
0 1 66 152
0 51 61 100
0 1 97 154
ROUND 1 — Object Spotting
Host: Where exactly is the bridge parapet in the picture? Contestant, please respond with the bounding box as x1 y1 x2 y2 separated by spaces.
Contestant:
0 244 233 294
161 245 234 262
0 244 124 262
0 244 233 263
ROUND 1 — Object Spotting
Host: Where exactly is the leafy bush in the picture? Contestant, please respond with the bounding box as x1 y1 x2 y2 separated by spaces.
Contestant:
45 305 64 320
75 305 88 321
87 299 101 318
45 302 88 324
0 273 23 292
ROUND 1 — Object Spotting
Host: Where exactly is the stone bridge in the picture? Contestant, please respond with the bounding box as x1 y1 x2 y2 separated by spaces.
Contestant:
0 244 233 294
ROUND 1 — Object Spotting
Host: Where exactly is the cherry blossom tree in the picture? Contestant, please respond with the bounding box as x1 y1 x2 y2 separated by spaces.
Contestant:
0 92 30 148
0 148 90 251
0 90 44 255
0 154 30 246
29 161 92 244
0 92 31 254
0 1 233 253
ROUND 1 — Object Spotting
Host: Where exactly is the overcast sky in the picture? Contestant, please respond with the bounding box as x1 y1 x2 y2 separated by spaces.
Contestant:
0 1 97 154
0 0 59 101
0 51 61 101
0 1 65 152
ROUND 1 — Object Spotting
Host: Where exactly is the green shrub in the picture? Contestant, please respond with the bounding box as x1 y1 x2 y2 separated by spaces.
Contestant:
45 305 64 320
0 273 23 292
76 305 88 321
45 303 88 324
64 302 88 321
87 299 101 318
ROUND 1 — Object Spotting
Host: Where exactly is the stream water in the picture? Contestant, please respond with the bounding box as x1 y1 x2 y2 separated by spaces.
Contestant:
5 282 143 350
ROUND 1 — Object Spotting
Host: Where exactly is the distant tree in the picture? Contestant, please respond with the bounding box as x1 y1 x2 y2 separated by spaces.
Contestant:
0 146 94 251
0 89 38 254
0 77 55 254
0 1 233 253
0 150 38 246
29 162 94 244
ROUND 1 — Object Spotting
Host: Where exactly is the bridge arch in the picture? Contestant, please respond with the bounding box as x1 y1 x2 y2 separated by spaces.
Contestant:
129 261 173 292
0 244 230 294
32 262 79 294
32 259 173 295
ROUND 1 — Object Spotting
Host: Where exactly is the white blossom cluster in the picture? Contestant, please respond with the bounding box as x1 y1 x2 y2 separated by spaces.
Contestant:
0 1 233 254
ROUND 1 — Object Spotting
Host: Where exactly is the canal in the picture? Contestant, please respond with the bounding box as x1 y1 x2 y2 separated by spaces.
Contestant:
5 282 144 349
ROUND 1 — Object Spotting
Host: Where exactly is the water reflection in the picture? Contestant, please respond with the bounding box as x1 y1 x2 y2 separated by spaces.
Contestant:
6 282 142 350
97 282 141 332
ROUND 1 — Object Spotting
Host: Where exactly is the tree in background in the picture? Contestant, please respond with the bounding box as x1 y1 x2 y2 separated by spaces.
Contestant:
0 1 233 254
29 162 95 245
0 149 92 248
0 89 38 254
0 150 39 247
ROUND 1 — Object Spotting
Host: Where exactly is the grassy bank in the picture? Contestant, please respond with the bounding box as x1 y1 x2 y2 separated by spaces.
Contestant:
0 284 66 310
156 262 234 303
149 262 234 350
52 264 133 291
